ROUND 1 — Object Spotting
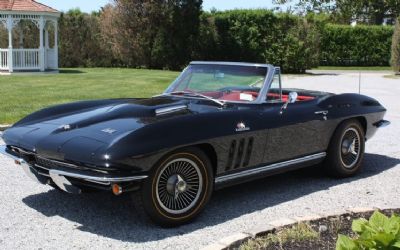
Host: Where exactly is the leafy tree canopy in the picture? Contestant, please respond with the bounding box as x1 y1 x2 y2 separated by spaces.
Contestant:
274 0 400 24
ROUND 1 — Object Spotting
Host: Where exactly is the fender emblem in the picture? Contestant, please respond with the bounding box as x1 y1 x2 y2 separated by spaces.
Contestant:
236 122 250 132
101 128 117 134
59 124 71 130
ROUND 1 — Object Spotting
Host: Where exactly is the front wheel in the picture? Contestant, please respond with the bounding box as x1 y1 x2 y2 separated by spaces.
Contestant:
139 147 213 227
325 119 365 177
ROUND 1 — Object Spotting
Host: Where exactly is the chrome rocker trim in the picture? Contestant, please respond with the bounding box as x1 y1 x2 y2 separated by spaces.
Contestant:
215 152 327 184
0 145 148 193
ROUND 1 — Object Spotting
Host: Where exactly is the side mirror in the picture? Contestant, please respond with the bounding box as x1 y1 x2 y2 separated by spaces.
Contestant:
288 92 298 104
280 92 298 115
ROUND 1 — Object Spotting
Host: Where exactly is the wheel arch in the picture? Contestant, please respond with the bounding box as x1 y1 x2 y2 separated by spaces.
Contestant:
159 143 218 176
354 116 367 136
192 143 218 176
327 116 367 150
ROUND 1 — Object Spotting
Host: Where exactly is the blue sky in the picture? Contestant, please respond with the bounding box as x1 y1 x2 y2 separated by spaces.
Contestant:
38 0 278 13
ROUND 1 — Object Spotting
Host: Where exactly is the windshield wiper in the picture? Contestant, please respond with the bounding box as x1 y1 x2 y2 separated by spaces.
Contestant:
155 91 225 107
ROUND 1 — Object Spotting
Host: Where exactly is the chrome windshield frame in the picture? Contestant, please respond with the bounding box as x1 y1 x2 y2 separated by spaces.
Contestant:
163 61 276 104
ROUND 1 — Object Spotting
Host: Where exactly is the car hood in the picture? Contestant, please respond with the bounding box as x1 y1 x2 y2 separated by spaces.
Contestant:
2 97 216 161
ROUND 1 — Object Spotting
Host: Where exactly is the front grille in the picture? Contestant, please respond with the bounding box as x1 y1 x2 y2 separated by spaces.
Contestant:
33 156 71 177
34 156 100 173
36 157 62 169
35 156 84 170
10 146 108 177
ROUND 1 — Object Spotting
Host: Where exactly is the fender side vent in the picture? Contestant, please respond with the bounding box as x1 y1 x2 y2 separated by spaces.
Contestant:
242 137 254 167
225 140 236 171
234 138 245 169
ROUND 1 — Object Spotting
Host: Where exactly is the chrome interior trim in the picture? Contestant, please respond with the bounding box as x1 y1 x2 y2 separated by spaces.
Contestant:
49 169 148 184
215 152 327 184
155 105 187 116
190 61 271 68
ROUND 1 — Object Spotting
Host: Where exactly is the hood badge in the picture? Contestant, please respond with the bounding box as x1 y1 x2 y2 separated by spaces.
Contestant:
101 128 117 134
236 122 250 132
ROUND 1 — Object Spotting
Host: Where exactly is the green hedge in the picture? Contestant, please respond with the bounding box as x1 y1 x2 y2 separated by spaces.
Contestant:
197 11 394 71
320 24 394 66
197 10 321 73
53 9 395 72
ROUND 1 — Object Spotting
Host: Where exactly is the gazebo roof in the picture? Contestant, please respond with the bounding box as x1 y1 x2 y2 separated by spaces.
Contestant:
0 0 59 13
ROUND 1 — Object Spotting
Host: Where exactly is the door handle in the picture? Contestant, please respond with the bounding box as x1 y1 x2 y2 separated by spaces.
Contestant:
315 110 328 120
315 110 329 115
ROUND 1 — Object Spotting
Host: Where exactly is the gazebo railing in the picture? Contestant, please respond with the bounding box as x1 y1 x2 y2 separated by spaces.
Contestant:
46 48 57 69
0 49 8 70
0 49 55 71
13 49 40 70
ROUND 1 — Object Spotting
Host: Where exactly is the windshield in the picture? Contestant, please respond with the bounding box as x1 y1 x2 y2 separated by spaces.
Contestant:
165 64 268 103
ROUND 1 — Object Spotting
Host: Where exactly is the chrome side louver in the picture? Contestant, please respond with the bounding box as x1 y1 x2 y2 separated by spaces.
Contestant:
155 105 188 116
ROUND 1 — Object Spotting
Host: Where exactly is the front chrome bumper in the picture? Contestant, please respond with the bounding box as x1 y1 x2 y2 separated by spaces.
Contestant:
0 145 148 194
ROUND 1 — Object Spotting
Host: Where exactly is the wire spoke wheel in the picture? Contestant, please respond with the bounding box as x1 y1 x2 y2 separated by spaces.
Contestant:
156 158 203 215
340 127 361 169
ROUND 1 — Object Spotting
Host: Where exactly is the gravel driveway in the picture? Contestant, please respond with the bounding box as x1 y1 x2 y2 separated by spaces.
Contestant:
1 72 399 250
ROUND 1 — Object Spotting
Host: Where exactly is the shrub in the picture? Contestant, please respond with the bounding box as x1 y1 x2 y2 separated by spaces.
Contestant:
321 24 394 66
336 211 400 250
200 10 320 73
391 18 400 74
264 17 320 73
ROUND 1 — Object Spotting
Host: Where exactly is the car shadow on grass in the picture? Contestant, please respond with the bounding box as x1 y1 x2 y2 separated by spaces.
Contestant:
22 153 400 243
59 69 86 74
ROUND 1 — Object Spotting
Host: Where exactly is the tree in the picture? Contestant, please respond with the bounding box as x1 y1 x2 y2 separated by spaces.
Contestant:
391 17 400 74
100 0 202 70
168 0 203 69
59 9 111 67
274 0 400 24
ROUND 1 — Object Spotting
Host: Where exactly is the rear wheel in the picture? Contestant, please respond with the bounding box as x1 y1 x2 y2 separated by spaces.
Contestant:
325 119 365 177
139 147 213 227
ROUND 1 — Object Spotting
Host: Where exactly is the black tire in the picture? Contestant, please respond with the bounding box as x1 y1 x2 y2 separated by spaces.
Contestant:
325 119 365 178
139 147 213 227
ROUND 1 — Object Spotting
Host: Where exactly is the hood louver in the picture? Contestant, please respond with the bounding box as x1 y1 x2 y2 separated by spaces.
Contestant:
155 105 188 116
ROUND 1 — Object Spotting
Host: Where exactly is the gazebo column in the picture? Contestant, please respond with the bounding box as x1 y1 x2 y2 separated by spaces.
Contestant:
7 15 13 73
19 24 24 48
44 28 49 48
54 20 58 70
39 16 45 72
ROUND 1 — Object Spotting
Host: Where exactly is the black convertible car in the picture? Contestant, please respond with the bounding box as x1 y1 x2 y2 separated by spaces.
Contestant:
0 62 389 226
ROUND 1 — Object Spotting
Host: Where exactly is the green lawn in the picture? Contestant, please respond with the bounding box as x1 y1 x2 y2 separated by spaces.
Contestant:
0 68 179 124
312 66 392 71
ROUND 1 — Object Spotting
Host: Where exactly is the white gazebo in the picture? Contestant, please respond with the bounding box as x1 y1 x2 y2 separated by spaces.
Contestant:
0 0 60 73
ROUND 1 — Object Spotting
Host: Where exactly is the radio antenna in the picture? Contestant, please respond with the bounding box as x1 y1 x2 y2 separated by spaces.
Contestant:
358 71 361 94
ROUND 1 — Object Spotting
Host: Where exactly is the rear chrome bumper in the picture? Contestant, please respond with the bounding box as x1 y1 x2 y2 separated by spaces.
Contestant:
0 145 148 194
374 120 391 128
